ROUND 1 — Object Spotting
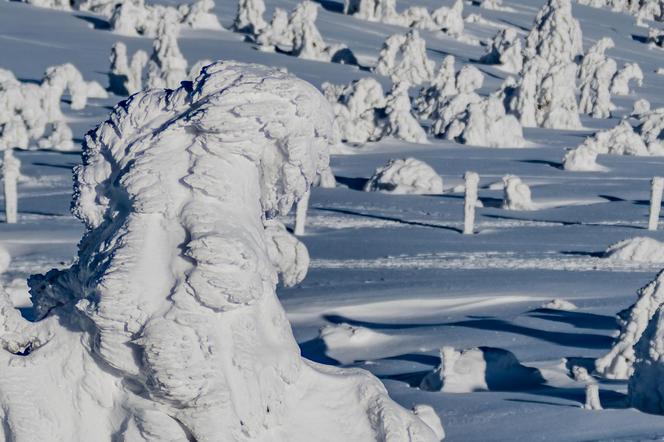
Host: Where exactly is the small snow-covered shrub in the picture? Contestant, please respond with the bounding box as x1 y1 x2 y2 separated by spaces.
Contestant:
0 60 440 441
109 42 148 96
611 62 644 95
144 12 188 89
480 28 523 73
502 175 534 210
343 0 401 24
578 37 617 119
430 0 465 37
449 96 526 148
420 346 543 392
375 30 434 86
596 270 664 379
364 157 443 194
604 237 664 263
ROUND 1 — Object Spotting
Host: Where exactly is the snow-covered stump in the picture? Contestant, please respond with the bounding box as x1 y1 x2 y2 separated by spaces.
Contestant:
294 189 310 236
463 171 479 235
583 383 603 410
0 61 440 441
649 177 664 231
502 175 534 210
2 149 19 224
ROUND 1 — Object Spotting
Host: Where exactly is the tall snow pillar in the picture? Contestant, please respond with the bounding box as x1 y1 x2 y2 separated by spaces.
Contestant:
3 149 19 224
649 177 664 231
583 383 602 410
463 171 479 235
294 189 311 236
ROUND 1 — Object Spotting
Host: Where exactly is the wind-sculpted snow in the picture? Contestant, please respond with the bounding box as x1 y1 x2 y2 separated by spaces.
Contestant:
109 42 148 96
596 270 664 380
577 0 663 23
611 62 643 96
364 157 443 194
0 61 440 441
604 237 664 263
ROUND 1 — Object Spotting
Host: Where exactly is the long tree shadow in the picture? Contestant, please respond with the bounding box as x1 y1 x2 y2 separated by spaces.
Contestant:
518 159 563 169
314 207 463 233
310 0 344 13
335 175 368 190
527 308 618 331
323 313 614 349
482 213 645 230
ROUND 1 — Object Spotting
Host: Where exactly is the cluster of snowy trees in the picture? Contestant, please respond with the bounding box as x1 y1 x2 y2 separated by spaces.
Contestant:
577 0 664 23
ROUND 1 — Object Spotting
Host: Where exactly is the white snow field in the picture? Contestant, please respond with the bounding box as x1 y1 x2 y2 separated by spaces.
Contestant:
4 0 664 440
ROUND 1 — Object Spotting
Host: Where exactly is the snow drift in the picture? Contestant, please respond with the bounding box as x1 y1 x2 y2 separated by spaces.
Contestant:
0 60 440 441
364 157 443 194
604 237 664 263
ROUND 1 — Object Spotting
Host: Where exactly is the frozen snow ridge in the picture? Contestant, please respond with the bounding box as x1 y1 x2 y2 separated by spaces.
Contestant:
0 60 441 441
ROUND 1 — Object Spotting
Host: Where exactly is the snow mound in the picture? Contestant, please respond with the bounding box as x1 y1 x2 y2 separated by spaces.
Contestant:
502 175 534 210
375 30 434 86
420 346 544 393
319 323 392 364
604 237 664 263
596 269 664 379
1 60 439 441
364 158 443 194
542 298 578 311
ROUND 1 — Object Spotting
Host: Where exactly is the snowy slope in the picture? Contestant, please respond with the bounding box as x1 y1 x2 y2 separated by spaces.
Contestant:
3 0 664 440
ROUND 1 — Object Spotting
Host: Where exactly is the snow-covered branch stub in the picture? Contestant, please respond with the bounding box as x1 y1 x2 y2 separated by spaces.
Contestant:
583 384 602 410
294 189 310 236
2 148 19 224
649 177 664 231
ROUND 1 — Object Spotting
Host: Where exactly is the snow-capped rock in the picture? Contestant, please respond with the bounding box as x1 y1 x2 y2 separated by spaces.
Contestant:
0 60 440 441
364 157 443 194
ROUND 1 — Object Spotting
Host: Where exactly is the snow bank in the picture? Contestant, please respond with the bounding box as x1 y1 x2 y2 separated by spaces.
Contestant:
604 237 664 263
579 37 617 119
375 30 434 86
1 60 439 441
480 28 523 73
596 270 664 379
420 346 543 392
542 298 578 311
364 157 443 194
502 175 534 210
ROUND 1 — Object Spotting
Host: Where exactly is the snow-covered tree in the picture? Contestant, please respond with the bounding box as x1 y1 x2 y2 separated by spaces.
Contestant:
234 0 267 33
502 175 534 210
480 28 523 73
383 82 428 144
364 157 443 194
611 62 643 95
375 30 435 86
525 0 583 66
415 55 457 119
0 60 441 441
430 0 465 37
343 0 401 24
144 11 188 89
178 0 223 30
579 37 617 118
430 65 483 137
452 96 526 147
109 42 149 96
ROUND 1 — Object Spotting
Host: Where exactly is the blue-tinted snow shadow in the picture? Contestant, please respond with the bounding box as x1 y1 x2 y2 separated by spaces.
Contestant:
74 14 110 30
314 207 463 233
310 0 344 13
482 213 645 230
527 308 618 331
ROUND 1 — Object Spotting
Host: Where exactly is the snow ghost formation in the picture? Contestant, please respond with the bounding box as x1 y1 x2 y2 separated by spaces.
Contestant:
415 55 457 119
611 62 643 96
0 61 441 441
2 149 20 224
510 0 583 129
430 0 465 38
177 0 223 30
364 157 443 194
144 11 188 90
578 37 617 119
375 30 435 86
343 0 402 24
255 1 357 64
577 0 663 22
650 177 664 231
480 28 523 73
109 42 149 96
383 82 429 144
234 0 267 34
502 175 534 210
629 301 664 414
430 65 484 137
595 270 664 380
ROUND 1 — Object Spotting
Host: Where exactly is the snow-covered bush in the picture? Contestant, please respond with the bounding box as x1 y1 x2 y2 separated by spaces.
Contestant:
480 28 523 73
420 346 543 392
502 175 534 210
415 55 457 119
563 119 649 170
364 157 443 194
144 12 188 89
234 0 267 33
578 37 617 118
595 269 664 379
611 62 644 95
383 82 428 144
604 237 664 263
0 61 441 441
343 0 401 24
375 30 434 86
109 42 149 96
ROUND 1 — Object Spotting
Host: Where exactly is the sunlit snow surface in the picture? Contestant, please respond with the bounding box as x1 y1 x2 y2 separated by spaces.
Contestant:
4 0 664 439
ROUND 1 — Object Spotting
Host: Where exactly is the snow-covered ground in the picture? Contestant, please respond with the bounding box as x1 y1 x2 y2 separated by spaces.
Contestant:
4 0 664 440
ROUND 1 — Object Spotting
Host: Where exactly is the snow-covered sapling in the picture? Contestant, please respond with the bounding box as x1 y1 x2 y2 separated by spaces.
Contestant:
480 28 523 73
464 171 479 235
294 189 310 236
502 175 534 210
431 0 464 38
430 65 484 137
649 177 664 231
375 30 434 86
234 0 267 33
178 0 223 30
0 61 441 440
2 148 20 224
144 11 188 89
579 37 617 119
584 384 603 410
383 82 428 144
